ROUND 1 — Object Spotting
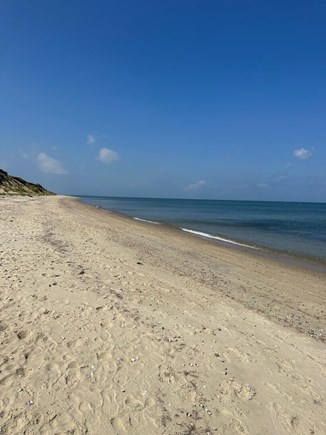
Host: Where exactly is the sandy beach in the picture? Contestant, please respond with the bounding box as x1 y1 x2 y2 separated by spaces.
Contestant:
0 195 325 435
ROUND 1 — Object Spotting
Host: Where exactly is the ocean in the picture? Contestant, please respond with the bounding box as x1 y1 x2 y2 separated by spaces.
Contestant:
78 196 326 265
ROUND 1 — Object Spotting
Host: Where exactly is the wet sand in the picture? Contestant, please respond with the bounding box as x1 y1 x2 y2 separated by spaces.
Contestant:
0 195 325 434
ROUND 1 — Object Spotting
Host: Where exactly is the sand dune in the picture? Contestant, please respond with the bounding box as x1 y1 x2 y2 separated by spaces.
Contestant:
0 195 325 434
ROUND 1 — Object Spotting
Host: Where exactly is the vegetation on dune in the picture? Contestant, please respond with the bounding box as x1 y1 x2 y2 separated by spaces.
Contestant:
0 169 54 196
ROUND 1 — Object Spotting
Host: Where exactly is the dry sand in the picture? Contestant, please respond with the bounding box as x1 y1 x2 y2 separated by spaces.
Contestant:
0 195 325 435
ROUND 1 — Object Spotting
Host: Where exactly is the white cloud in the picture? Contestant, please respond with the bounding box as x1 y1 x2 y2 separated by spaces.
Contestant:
258 183 269 189
98 148 119 164
293 147 313 160
37 152 67 174
87 134 96 145
185 180 207 191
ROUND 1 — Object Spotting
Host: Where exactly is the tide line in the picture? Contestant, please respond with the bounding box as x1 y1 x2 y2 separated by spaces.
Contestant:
134 217 160 225
180 228 258 249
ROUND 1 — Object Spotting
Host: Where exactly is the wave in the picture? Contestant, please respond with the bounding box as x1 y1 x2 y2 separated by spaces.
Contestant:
180 228 258 249
134 217 160 225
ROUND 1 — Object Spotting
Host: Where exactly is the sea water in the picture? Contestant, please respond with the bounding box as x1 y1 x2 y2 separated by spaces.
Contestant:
78 196 326 264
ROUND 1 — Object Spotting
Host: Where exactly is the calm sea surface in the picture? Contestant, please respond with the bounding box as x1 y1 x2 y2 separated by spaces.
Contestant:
78 196 326 264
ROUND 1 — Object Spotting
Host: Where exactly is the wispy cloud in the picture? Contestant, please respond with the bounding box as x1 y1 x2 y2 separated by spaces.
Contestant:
87 134 96 145
19 149 29 159
185 180 207 191
257 170 290 190
293 147 313 160
87 133 107 145
98 148 119 164
37 152 67 174
274 174 288 182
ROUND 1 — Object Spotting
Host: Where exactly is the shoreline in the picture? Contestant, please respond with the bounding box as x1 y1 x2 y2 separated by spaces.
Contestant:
77 197 326 274
66 196 326 341
1 195 326 434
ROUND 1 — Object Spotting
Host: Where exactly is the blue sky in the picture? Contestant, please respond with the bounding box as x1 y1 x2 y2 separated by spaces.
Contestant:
1 0 325 201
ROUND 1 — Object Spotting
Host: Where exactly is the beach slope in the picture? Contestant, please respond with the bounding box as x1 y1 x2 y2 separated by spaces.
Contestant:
0 196 325 434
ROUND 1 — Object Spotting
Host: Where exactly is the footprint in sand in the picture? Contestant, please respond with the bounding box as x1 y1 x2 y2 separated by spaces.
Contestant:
125 395 144 411
232 382 256 400
226 346 256 364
